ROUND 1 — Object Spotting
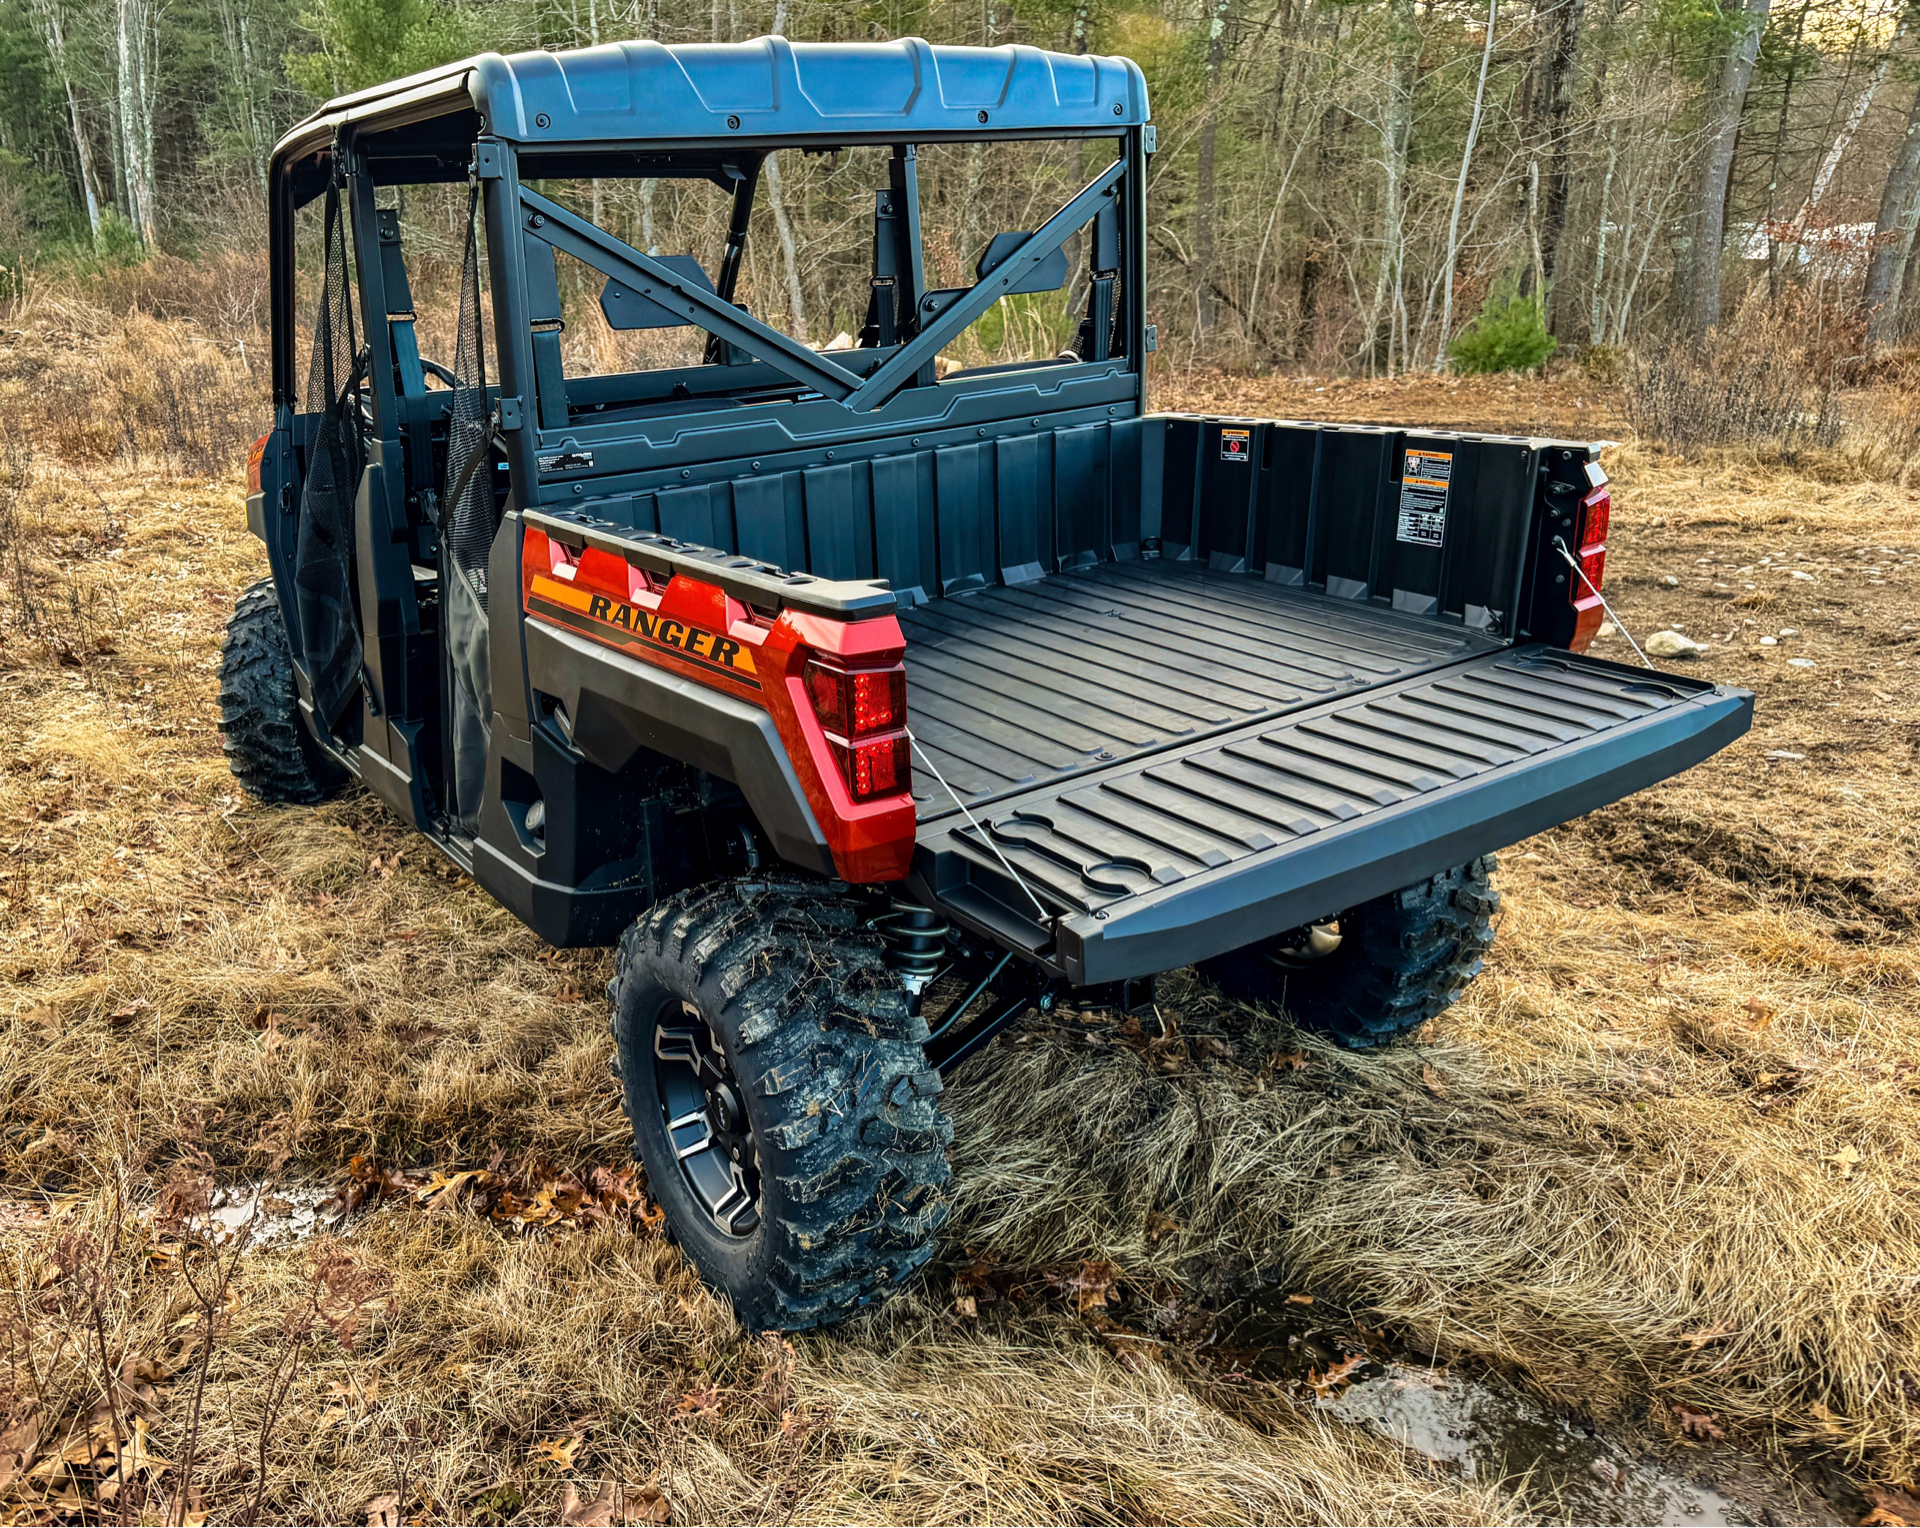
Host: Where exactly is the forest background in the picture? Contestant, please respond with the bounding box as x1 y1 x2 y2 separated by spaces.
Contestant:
5 0 1920 380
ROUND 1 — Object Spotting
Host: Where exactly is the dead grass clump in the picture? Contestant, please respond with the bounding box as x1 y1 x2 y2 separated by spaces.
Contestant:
1 1195 1524 1525
0 430 123 666
1625 329 1835 458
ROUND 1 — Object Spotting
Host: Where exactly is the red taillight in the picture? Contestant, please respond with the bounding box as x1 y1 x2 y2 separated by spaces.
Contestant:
849 734 910 799
804 660 905 739
1567 484 1610 652
1579 486 1610 550
246 431 271 496
803 659 910 802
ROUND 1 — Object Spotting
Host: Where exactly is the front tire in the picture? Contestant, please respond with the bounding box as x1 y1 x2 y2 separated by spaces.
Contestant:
217 578 348 804
1201 857 1500 1048
609 879 952 1332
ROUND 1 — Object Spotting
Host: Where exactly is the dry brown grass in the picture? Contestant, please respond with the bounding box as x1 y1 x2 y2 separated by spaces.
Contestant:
0 341 1914 1522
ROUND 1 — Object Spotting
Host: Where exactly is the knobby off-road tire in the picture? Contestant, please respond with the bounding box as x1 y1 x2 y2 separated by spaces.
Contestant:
217 578 348 804
609 879 952 1332
1202 857 1500 1048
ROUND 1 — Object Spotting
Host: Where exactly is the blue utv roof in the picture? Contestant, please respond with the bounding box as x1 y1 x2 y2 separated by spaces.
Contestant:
275 36 1148 165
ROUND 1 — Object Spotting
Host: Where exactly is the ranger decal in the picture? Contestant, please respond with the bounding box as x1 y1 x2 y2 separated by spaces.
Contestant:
528 574 758 683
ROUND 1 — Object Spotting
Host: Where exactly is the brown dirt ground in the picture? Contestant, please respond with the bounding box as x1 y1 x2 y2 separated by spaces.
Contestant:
0 346 1915 1524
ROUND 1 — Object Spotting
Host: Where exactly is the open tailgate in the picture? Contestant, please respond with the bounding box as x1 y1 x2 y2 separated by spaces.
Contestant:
912 647 1753 984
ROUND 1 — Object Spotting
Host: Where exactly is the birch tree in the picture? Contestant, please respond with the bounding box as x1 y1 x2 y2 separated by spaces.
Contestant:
29 0 102 241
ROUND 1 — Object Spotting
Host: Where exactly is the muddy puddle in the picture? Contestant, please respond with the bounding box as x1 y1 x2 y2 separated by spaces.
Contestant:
1206 1290 1839 1527
194 1180 338 1247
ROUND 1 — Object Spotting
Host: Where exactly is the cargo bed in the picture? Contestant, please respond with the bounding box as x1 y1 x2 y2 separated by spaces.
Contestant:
905 566 1752 983
900 558 1501 812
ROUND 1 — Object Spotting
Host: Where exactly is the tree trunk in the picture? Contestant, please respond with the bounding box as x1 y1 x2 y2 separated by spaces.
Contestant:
1369 0 1419 372
765 0 808 342
1534 0 1587 332
1438 0 1498 370
1194 0 1231 332
1684 0 1772 336
1069 1 1089 53
30 0 101 242
1866 84 1920 343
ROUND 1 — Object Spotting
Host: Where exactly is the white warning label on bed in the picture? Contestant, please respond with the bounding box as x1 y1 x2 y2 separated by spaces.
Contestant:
1397 448 1453 548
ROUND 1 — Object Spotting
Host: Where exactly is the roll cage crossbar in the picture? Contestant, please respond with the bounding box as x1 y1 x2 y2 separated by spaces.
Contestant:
511 151 1127 416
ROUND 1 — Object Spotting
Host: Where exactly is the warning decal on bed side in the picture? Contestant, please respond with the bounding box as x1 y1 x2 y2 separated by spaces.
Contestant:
1397 448 1452 548
1220 428 1251 462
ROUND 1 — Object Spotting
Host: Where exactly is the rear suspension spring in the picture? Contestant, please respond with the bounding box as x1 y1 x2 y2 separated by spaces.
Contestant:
875 898 950 1000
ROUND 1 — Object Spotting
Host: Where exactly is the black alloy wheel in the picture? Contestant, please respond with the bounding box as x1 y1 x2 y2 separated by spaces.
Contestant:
650 999 761 1238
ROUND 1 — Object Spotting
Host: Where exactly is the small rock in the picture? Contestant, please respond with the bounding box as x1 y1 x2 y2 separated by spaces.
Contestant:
1780 628 1799 637
1645 630 1706 660
1758 636 1778 647
1766 750 1806 762
1788 658 1816 669
1790 569 1816 581
1597 621 1617 640
1662 575 1680 587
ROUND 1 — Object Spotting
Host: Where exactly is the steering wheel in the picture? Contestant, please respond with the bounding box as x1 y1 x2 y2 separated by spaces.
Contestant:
420 358 460 389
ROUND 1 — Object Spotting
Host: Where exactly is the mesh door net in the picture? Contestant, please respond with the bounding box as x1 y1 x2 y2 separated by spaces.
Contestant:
293 181 367 730
443 185 496 834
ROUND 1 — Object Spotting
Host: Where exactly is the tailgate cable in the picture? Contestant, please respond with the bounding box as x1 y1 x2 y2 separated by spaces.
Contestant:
1551 537 1654 670
907 729 1053 924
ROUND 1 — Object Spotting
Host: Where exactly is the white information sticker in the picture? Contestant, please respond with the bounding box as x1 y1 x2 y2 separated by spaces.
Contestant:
1397 448 1453 548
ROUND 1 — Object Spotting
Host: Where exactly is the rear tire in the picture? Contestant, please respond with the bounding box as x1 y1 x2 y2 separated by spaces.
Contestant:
217 578 348 804
609 879 951 1332
1201 857 1500 1048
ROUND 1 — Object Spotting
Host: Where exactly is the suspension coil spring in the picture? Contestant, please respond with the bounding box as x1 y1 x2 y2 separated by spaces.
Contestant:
875 898 950 993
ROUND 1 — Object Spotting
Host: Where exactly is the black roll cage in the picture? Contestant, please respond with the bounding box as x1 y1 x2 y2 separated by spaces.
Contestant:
268 124 1150 508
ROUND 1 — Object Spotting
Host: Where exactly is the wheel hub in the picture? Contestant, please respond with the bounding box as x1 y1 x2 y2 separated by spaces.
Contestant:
652 1001 762 1237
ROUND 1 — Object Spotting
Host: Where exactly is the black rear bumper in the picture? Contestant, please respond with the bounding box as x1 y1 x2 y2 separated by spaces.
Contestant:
911 646 1752 984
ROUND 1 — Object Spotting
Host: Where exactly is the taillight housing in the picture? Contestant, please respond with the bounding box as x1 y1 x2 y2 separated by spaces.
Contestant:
803 659 910 803
1567 483 1610 652
246 431 271 496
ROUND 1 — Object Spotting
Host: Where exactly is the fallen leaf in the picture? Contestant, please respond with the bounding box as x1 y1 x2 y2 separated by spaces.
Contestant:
1671 1401 1726 1441
672 1385 720 1422
631 1476 672 1526
560 1480 616 1527
1269 1049 1309 1074
553 983 583 1004
0 1410 40 1491
1679 1321 1739 1349
1064 1260 1119 1315
1421 1062 1448 1097
1860 1485 1920 1527
365 1493 401 1528
1145 1210 1181 1243
1826 1144 1864 1178
1744 997 1774 1032
1285 1293 1315 1306
953 1294 977 1319
27 1005 59 1038
108 998 150 1028
531 1434 583 1468
1308 1353 1366 1398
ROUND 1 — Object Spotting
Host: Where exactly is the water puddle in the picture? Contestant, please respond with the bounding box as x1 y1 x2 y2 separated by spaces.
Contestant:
1205 1290 1836 1527
194 1181 338 1248
1324 1361 1742 1524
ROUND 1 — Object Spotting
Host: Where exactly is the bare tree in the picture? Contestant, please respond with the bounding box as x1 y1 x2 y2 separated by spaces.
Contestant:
1194 0 1232 331
29 0 103 242
1533 0 1588 332
1437 0 1499 369
1866 83 1920 342
1684 0 1772 335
